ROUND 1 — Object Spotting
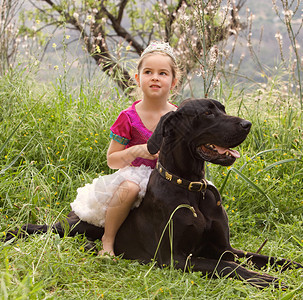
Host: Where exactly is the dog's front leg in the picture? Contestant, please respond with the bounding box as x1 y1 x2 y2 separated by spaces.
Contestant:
174 255 284 289
231 248 303 271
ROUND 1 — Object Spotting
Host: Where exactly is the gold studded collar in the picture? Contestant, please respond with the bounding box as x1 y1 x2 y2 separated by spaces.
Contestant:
156 161 207 192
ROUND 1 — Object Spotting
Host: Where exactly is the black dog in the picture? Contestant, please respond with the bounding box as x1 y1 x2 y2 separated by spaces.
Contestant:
4 98 302 288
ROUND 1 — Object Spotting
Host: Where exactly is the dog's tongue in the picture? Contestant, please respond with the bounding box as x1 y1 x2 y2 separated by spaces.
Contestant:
215 145 240 158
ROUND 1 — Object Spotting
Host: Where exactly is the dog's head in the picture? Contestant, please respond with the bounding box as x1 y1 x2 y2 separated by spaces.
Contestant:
147 98 251 166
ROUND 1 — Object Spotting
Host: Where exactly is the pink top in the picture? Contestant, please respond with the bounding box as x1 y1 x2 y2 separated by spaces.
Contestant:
110 100 156 168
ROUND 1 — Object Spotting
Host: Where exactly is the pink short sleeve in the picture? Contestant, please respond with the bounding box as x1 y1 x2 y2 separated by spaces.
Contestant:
110 111 132 145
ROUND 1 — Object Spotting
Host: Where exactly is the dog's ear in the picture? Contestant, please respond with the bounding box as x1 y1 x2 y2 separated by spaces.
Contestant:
147 111 175 154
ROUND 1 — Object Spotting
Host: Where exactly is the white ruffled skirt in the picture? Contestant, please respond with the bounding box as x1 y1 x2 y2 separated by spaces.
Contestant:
70 165 153 227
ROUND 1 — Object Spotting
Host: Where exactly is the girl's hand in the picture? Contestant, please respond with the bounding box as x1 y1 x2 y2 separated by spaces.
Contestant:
107 140 158 169
132 144 159 160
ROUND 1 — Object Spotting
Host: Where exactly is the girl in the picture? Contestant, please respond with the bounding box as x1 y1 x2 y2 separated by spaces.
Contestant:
70 41 180 257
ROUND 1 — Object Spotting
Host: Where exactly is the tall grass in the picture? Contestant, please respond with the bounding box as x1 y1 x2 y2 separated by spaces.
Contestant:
0 66 302 298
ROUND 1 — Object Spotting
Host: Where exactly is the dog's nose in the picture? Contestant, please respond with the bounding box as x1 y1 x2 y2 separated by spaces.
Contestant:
240 120 252 131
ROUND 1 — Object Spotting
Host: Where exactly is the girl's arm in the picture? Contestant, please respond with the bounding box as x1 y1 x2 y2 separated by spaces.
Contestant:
107 140 158 169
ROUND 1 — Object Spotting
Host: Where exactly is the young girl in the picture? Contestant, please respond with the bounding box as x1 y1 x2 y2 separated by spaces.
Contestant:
70 41 180 257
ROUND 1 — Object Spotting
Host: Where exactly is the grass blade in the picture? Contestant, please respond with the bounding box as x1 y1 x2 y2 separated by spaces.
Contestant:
0 135 36 174
0 93 45 155
228 167 275 207
239 148 282 172
261 158 301 174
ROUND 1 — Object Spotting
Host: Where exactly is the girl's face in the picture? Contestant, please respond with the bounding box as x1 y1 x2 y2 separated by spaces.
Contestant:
135 54 177 101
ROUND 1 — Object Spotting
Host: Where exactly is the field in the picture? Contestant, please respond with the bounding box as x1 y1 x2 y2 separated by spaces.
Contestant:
0 63 302 299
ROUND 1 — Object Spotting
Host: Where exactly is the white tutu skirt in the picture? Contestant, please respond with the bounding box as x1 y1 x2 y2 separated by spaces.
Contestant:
70 165 153 227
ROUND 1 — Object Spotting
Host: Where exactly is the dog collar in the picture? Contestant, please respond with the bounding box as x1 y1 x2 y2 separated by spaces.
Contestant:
156 161 207 192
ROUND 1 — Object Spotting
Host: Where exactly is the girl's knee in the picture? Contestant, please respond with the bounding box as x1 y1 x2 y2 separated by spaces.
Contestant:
121 180 140 195
109 181 140 207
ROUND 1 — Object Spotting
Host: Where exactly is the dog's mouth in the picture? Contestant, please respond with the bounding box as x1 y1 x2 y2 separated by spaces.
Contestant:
197 144 240 165
204 144 240 158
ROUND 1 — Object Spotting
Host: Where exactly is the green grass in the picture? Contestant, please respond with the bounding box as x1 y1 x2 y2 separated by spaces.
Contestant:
0 66 302 299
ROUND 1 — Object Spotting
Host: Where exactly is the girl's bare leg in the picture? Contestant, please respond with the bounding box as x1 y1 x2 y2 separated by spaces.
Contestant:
99 180 140 256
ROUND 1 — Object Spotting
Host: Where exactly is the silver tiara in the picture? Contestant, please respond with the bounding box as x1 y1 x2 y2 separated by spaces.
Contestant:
141 41 176 62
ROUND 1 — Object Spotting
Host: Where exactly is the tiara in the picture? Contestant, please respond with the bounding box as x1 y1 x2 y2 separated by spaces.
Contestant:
141 41 176 62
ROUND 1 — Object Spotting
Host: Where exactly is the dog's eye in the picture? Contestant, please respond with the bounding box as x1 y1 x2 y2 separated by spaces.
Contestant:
204 111 213 116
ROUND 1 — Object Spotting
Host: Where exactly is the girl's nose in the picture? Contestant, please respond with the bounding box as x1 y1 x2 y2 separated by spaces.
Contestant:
151 74 159 81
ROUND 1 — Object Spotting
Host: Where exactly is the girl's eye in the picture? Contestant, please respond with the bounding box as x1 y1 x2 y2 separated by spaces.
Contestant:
160 72 167 75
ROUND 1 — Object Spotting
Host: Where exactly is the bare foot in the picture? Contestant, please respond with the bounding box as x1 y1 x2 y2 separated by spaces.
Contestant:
98 248 117 262
98 248 115 257
98 237 115 257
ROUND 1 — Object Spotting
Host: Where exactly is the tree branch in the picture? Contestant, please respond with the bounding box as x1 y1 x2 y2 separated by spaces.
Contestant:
100 2 143 54
117 0 128 24
165 0 188 40
32 0 247 92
